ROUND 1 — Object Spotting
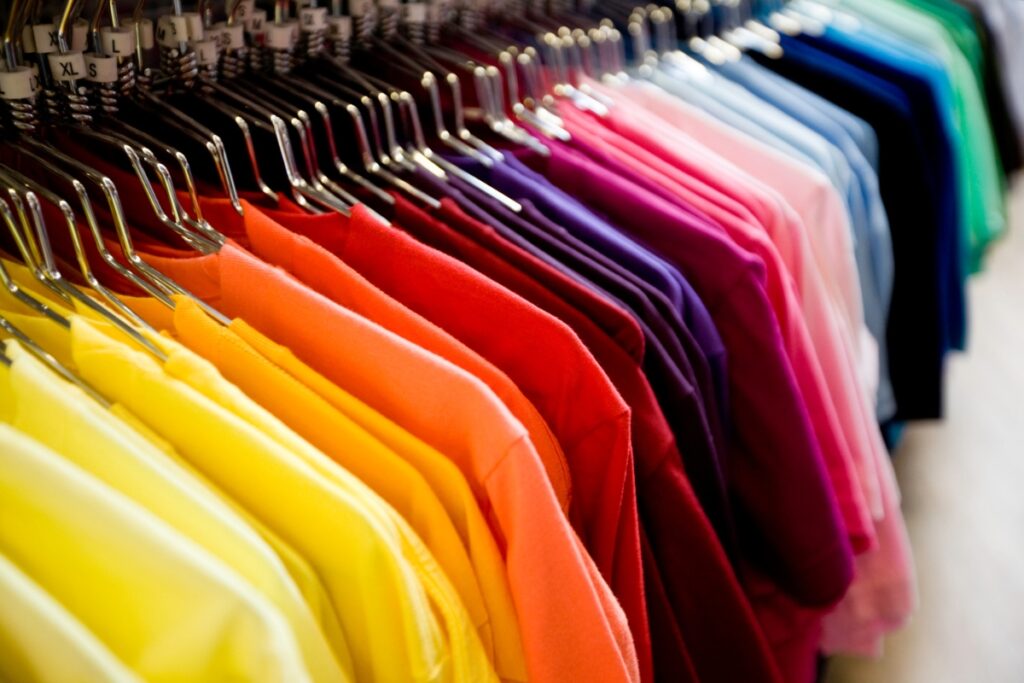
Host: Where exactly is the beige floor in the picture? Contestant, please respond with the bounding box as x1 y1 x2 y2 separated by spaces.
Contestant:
825 180 1024 683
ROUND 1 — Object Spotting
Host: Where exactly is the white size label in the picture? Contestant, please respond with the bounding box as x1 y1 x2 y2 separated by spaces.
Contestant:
405 3 427 23
85 54 118 82
247 8 267 34
327 15 352 39
300 7 328 31
100 27 136 56
266 21 299 49
156 15 190 47
182 12 205 40
48 50 87 81
50 18 89 51
0 67 36 99
192 38 220 65
350 0 374 17
214 22 245 50
127 18 155 49
32 24 59 54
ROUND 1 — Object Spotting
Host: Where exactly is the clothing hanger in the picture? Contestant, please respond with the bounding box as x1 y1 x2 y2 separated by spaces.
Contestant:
447 21 572 141
0 187 73 306
22 0 221 251
294 48 446 207
396 17 549 154
373 35 507 163
17 134 221 254
470 5 607 118
355 34 526 212
271 76 396 206
0 165 171 360
105 119 227 243
0 199 71 330
6 138 182 307
5 137 231 328
232 71 363 209
95 0 251 217
197 76 355 212
318 6 484 173
0 317 113 407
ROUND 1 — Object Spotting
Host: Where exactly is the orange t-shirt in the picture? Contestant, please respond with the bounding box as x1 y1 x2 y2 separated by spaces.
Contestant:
127 295 526 680
190 198 648 677
111 197 575 522
126 242 640 683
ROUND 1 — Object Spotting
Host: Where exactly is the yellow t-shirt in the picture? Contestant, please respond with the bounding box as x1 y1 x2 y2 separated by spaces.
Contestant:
0 342 352 683
0 551 139 683
0 423 313 682
2 259 500 682
141 318 497 683
51 310 484 683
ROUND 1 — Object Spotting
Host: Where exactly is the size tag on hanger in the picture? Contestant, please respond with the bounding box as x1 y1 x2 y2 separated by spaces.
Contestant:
404 3 427 23
192 38 220 65
300 7 328 32
266 21 300 49
213 22 244 50
0 67 37 100
99 27 136 56
31 24 60 54
126 18 155 50
247 9 267 35
181 12 205 40
51 18 89 51
84 54 118 82
327 15 352 40
47 50 87 81
349 0 375 17
156 15 190 47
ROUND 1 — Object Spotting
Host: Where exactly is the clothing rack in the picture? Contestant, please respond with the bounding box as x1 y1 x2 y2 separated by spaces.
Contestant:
0 0 1017 682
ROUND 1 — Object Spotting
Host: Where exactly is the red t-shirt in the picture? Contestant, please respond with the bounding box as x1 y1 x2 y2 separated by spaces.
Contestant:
388 194 782 683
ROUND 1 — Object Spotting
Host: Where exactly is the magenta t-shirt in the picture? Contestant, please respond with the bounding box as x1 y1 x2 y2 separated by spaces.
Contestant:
522 141 854 596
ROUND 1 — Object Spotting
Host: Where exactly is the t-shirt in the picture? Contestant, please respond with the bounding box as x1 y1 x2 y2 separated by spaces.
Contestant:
244 201 650 677
556 106 879 550
385 196 783 682
753 38 950 420
117 241 641 683
124 294 525 681
0 420 315 682
37 313 476 683
0 318 352 683
0 550 140 683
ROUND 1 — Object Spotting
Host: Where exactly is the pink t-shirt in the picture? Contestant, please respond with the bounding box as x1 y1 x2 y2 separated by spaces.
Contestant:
582 80 915 660
588 84 887 519
606 80 874 391
557 104 875 554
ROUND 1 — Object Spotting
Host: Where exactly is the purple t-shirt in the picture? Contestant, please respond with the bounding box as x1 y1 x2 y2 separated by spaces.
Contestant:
521 140 854 608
